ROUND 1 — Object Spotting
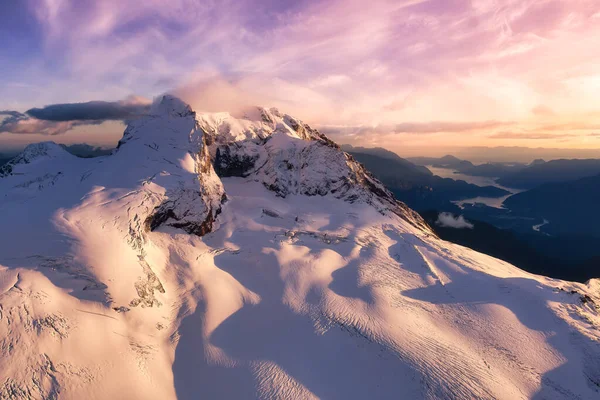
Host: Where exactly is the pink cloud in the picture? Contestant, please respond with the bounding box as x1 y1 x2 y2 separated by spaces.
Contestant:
0 115 83 135
0 0 596 149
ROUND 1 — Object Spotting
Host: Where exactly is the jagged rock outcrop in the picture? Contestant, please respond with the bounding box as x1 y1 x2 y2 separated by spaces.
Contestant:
0 141 71 178
197 107 429 231
113 95 226 238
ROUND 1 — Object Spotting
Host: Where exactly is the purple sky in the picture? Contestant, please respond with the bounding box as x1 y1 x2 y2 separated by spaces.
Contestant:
1 0 600 153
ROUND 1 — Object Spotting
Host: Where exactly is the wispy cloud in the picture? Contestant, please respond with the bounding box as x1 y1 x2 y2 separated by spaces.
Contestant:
489 132 578 140
321 121 512 137
0 111 87 135
392 121 511 134
541 123 600 132
1 0 600 147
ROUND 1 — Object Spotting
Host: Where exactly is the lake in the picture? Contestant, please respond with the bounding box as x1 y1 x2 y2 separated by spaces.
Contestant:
426 166 522 209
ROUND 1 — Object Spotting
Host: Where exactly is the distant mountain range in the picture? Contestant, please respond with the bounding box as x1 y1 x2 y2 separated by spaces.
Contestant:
408 155 529 179
343 145 433 175
408 154 600 190
504 173 600 238
407 155 473 169
497 158 600 189
0 144 112 166
342 145 509 211
58 143 114 158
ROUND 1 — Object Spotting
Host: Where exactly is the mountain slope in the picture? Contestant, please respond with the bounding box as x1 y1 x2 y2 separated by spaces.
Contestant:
341 145 433 175
407 155 474 170
419 210 600 283
344 147 509 212
0 96 599 399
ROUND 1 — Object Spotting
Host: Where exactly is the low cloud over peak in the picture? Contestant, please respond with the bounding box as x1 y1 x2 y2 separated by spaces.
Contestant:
0 97 151 136
26 97 151 122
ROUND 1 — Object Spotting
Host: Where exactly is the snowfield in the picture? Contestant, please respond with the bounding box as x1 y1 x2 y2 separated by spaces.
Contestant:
0 96 599 399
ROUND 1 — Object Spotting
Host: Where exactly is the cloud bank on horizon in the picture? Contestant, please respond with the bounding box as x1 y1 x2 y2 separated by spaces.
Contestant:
0 97 151 136
1 0 600 151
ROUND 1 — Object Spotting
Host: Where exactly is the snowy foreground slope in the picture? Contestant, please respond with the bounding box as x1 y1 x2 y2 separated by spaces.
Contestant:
0 96 599 399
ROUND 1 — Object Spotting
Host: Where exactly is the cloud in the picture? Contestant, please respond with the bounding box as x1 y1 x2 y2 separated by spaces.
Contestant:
26 97 150 122
489 131 578 140
172 75 336 122
436 213 474 229
531 105 556 116
391 121 510 134
320 120 512 137
541 122 600 131
0 111 87 135
2 0 600 149
0 111 24 119
172 77 272 117
489 129 600 140
0 96 150 135
4 0 596 123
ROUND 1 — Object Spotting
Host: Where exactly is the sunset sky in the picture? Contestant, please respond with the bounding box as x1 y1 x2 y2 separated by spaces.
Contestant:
1 0 600 155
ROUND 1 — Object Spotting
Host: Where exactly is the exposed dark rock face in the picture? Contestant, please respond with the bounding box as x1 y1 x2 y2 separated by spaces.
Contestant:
144 198 219 237
197 107 431 233
214 145 260 177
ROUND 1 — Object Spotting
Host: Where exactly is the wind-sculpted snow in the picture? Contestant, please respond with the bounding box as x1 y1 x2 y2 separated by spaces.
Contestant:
0 96 599 399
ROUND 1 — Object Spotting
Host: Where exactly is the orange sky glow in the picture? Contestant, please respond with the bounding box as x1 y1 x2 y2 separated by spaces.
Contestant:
1 0 599 156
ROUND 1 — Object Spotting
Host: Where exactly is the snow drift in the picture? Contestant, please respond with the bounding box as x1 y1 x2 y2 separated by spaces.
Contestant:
0 95 599 399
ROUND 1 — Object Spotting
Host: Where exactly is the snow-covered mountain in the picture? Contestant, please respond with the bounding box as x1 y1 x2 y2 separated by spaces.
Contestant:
0 95 599 399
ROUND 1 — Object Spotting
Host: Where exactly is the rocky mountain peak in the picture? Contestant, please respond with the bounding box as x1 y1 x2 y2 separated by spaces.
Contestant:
195 104 428 231
0 141 71 177
150 94 194 118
